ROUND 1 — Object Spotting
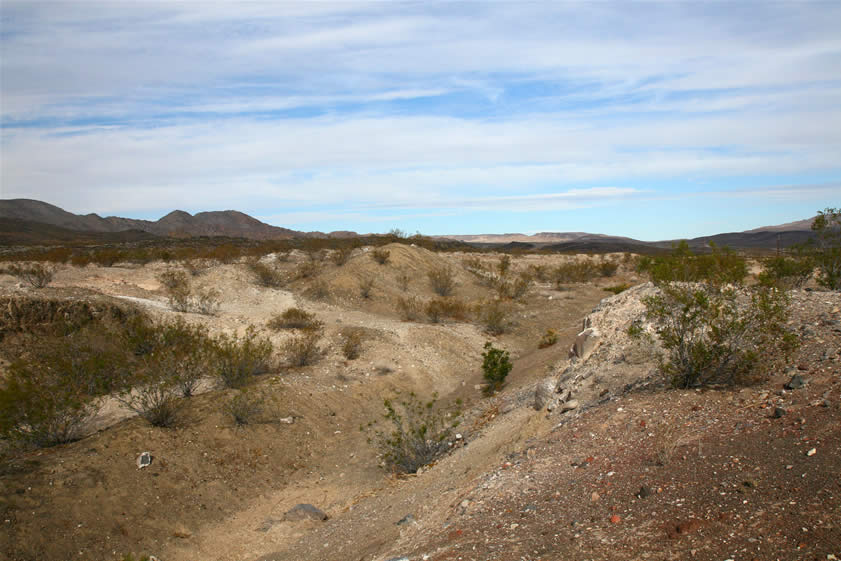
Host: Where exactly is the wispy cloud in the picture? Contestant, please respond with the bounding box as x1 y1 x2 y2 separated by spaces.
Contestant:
1 1 839 237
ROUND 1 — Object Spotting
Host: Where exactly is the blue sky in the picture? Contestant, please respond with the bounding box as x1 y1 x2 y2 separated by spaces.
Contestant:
1 1 839 240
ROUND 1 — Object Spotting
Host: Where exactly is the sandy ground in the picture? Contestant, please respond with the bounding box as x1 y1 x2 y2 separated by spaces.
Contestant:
2 247 837 561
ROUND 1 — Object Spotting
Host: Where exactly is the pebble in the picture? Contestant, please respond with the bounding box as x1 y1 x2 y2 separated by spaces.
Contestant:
806 448 817 456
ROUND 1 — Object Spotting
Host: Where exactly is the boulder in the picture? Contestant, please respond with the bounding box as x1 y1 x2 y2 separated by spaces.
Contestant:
283 504 328 522
570 328 602 361
533 379 556 410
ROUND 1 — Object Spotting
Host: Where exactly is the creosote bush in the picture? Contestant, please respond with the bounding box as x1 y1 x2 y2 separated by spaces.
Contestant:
758 255 813 289
636 241 747 285
223 389 267 426
604 283 631 295
538 328 558 349
283 329 322 367
248 259 285 288
553 260 599 286
215 326 274 388
481 342 512 395
331 246 353 266
371 248 391 265
156 268 220 315
428 265 456 297
644 283 797 388
4 263 54 288
806 207 841 290
371 392 461 474
340 327 365 360
397 296 423 321
425 297 469 323
303 279 330 301
476 299 510 335
267 307 323 331
358 275 375 299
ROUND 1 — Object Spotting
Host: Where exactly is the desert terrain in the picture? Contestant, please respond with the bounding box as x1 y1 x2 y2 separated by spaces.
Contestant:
0 242 839 561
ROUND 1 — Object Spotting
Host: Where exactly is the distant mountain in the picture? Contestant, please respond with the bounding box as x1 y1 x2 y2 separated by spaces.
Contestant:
0 199 304 240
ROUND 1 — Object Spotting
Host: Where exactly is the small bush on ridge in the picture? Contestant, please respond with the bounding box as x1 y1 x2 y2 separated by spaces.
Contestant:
481 342 512 395
371 392 461 474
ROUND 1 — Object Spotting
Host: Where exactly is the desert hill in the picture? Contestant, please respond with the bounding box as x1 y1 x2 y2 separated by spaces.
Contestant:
0 199 305 240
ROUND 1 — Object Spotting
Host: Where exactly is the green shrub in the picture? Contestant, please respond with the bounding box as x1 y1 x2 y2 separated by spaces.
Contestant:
0 359 100 447
283 329 322 367
604 283 631 295
371 248 390 265
599 259 619 277
553 260 598 286
215 326 274 388
643 283 797 388
428 265 456 297
248 260 285 288
758 255 813 289
4 263 54 288
267 307 323 330
806 207 841 290
117 369 182 428
637 241 747 285
481 342 512 395
538 328 558 349
371 392 461 474
157 269 192 312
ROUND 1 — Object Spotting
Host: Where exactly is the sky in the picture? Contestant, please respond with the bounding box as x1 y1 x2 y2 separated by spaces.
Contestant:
1 1 839 240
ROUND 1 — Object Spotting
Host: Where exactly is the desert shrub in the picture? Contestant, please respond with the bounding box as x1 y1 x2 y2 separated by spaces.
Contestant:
643 283 797 388
215 326 274 388
481 342 512 395
371 392 461 474
397 296 423 321
90 248 122 267
267 307 323 331
153 318 216 397
425 297 468 323
180 258 211 277
805 207 841 290
295 260 321 279
157 269 192 312
527 264 550 282
0 359 101 447
206 243 242 264
538 328 558 349
553 260 598 285
604 283 631 295
331 247 353 266
283 329 322 367
118 372 182 428
340 327 365 360
507 273 531 300
222 389 267 426
4 263 54 288
371 248 391 265
758 255 813 289
476 299 509 335
599 259 619 277
497 255 511 277
273 250 291 263
248 259 285 288
193 287 221 316
397 271 411 292
428 265 456 297
358 275 375 299
303 279 330 301
637 242 747 285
